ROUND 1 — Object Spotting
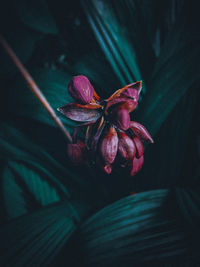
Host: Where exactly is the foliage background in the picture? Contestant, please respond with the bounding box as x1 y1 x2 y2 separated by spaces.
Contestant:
0 0 199 266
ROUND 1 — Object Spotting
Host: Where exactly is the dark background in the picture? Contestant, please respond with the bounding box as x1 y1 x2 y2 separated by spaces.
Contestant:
0 0 200 266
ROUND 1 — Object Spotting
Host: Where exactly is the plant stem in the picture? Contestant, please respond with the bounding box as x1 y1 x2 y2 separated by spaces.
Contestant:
0 34 72 143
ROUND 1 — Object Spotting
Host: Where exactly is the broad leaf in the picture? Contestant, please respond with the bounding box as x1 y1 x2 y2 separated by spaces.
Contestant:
9 68 75 128
139 1 200 136
1 161 62 220
79 189 190 266
0 201 80 266
136 88 197 191
81 0 145 86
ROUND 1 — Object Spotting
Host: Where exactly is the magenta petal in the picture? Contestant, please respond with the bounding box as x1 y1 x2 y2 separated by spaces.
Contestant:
67 140 86 164
125 81 142 94
121 89 139 101
100 126 118 165
132 136 144 157
105 97 137 114
105 97 129 112
130 155 144 176
118 132 136 161
58 103 101 122
130 121 154 143
68 75 94 104
103 164 112 174
112 108 130 131
119 99 138 113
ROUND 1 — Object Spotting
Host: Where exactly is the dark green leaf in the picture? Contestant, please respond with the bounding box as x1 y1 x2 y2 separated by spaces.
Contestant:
82 0 147 86
139 2 200 135
9 68 76 128
2 161 62 220
79 189 189 266
0 201 80 266
136 88 197 191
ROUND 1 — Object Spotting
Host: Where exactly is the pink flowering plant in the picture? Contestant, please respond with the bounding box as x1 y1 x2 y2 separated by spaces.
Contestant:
58 75 154 176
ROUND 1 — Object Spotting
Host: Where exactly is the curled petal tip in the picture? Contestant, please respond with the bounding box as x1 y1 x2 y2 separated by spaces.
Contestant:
130 155 144 176
103 164 112 174
68 75 94 104
130 121 154 143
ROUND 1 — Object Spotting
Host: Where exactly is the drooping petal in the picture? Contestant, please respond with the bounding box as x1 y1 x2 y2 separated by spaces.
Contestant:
111 108 130 131
132 136 144 157
68 75 94 104
130 155 144 176
118 132 136 161
107 81 142 101
58 103 102 122
130 121 154 143
67 140 86 164
100 126 118 165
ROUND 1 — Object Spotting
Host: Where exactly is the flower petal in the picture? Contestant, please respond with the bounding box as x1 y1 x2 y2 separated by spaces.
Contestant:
58 103 102 122
107 81 142 101
94 89 100 101
130 121 154 143
130 155 144 176
121 89 139 101
118 132 136 161
105 97 137 114
111 108 130 131
100 126 118 165
68 75 94 104
132 136 144 157
119 99 138 113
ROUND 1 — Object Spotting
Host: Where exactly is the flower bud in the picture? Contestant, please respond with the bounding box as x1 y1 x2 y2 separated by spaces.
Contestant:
121 88 139 101
112 108 130 131
67 140 86 164
130 155 144 176
132 136 144 158
130 121 154 143
100 127 118 165
68 75 94 104
118 132 136 161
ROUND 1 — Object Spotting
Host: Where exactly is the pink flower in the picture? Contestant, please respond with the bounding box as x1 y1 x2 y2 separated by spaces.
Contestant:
58 76 153 176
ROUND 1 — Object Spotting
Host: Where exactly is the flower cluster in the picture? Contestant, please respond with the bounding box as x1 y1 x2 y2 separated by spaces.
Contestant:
58 75 153 176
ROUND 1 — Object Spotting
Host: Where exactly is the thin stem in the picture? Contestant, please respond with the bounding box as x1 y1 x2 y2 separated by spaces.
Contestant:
0 34 72 143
